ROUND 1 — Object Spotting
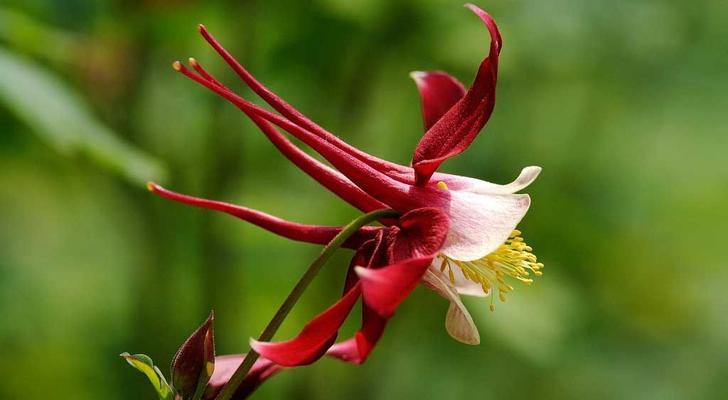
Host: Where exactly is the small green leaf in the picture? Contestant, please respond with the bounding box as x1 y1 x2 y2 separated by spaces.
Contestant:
121 352 174 400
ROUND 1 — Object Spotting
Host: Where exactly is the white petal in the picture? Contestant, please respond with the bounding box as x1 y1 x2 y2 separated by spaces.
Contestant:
440 191 530 261
452 267 489 297
467 166 541 195
435 166 541 194
431 257 487 297
446 303 480 345
422 268 480 345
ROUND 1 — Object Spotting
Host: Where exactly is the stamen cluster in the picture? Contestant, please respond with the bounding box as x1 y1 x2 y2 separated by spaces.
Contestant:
440 230 543 310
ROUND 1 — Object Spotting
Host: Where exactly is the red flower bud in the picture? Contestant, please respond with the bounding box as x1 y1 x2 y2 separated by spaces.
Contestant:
171 311 215 399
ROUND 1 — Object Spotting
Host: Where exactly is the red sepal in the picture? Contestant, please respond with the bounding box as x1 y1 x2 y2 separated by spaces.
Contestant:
412 5 502 185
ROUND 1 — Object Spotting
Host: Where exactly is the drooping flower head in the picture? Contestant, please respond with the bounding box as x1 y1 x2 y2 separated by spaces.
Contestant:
148 3 542 369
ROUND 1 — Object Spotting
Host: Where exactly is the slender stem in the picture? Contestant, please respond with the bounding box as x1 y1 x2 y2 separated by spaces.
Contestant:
216 208 398 400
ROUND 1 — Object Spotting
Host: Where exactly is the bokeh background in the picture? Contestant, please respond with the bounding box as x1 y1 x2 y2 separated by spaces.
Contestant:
1 0 727 399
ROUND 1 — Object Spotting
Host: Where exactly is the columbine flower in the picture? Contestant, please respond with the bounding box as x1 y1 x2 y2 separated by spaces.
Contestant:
148 3 542 366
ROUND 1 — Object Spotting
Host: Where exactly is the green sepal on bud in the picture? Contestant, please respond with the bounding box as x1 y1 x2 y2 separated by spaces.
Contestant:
120 352 174 400
171 311 216 400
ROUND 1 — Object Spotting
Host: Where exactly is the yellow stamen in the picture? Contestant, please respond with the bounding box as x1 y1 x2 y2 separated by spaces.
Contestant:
440 230 543 311
437 181 449 191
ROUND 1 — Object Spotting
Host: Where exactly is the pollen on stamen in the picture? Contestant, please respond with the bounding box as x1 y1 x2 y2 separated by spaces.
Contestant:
440 230 543 312
188 57 199 67
436 181 449 191
172 60 182 71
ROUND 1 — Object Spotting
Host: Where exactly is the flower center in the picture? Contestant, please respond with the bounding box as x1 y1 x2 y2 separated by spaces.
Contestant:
439 230 543 311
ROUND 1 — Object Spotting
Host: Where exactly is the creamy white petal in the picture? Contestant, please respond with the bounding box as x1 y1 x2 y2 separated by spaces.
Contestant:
435 166 541 194
446 303 479 345
467 166 541 194
440 191 531 261
431 257 488 297
452 267 489 297
422 268 480 345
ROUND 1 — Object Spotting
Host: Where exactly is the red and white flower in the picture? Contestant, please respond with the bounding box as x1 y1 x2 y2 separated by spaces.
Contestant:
148 3 542 367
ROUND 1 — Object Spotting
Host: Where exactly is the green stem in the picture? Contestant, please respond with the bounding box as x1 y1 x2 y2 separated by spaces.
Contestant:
216 208 398 400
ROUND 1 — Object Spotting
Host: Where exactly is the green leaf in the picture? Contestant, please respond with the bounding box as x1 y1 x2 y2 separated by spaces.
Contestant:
0 47 167 186
120 352 174 400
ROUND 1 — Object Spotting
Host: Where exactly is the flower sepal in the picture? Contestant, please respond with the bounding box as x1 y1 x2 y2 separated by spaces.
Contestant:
171 311 216 400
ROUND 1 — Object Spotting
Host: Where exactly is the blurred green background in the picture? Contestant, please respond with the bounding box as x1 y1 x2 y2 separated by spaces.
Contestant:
1 0 727 399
